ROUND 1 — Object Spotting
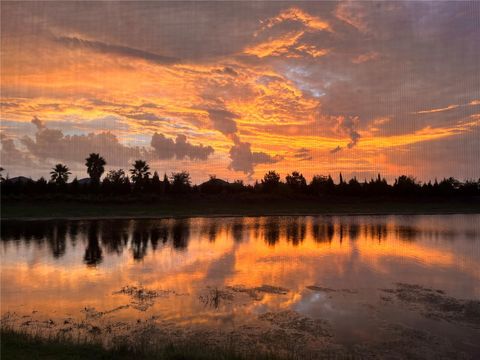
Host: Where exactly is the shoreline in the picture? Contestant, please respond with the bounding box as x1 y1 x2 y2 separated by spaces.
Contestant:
2 199 479 221
3 210 480 222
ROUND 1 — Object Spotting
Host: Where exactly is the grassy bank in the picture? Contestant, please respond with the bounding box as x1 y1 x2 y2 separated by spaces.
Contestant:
0 328 283 360
2 197 479 220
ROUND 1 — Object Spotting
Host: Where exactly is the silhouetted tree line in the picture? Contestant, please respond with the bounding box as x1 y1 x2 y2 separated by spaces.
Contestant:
1 153 479 198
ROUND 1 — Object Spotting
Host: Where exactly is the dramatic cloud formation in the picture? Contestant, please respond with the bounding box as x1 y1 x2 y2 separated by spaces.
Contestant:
1 2 479 181
7 118 214 171
229 137 282 176
150 133 214 161
21 118 143 166
246 7 331 59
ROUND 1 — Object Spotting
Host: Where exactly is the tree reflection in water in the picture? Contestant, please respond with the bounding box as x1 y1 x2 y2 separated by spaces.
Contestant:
84 221 102 266
1 216 475 265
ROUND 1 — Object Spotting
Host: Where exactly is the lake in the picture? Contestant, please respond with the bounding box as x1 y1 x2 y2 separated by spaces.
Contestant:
1 215 480 358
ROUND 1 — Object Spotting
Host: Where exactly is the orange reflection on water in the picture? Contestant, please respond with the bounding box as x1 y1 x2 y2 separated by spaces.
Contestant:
1 215 479 323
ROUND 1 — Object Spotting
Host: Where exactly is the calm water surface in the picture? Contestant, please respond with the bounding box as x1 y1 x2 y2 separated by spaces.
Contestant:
1 215 480 356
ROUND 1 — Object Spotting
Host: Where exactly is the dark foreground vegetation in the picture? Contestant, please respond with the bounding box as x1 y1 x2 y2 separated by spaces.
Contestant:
2 153 479 219
3 153 480 198
0 328 282 360
3 197 480 220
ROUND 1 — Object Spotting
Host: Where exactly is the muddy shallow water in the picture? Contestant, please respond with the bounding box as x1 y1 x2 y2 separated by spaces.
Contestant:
1 215 480 358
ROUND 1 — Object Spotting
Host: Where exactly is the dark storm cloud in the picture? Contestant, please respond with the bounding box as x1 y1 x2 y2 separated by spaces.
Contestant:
229 137 281 176
207 109 238 136
20 118 142 166
204 105 281 174
150 133 214 161
2 1 292 61
18 118 215 166
55 36 179 64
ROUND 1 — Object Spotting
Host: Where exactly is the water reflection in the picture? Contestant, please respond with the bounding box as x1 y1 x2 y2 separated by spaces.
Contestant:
83 221 101 266
174 220 191 250
264 217 280 246
2 214 479 357
311 220 334 243
1 215 479 264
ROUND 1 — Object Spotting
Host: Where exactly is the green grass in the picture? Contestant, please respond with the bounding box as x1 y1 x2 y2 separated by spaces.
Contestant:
1 197 479 220
0 328 284 360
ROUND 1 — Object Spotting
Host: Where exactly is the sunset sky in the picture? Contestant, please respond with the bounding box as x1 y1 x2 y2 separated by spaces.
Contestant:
1 1 479 183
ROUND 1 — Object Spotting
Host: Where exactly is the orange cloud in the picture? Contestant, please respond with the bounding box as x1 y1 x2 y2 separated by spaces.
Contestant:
1 5 478 182
415 104 459 114
414 99 480 115
352 51 379 64
246 7 331 59
294 44 329 58
257 7 331 34
361 118 480 149
244 31 305 58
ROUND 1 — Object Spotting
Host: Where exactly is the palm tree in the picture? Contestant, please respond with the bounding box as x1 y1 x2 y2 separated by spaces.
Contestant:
85 153 106 184
129 160 151 185
50 164 71 185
